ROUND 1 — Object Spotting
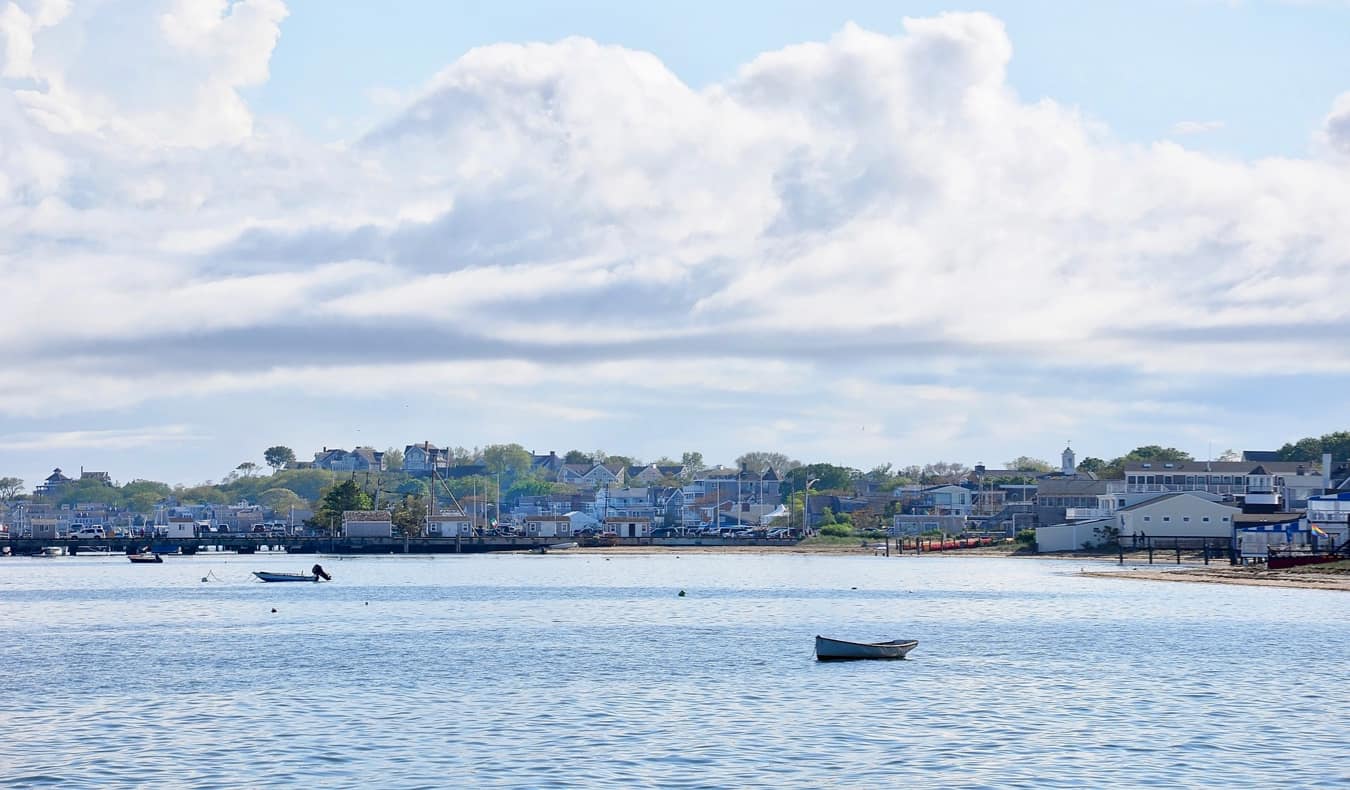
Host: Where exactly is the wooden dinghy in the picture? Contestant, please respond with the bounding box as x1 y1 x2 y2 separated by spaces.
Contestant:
815 635 918 661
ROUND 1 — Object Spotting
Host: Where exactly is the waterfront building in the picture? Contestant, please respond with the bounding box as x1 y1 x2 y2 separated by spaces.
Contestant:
1122 459 1321 506
342 510 392 538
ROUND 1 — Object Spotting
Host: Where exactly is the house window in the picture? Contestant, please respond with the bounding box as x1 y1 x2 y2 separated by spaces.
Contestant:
1202 517 1210 522
1162 516 1171 522
1183 517 1190 522
1221 517 1229 522
1143 516 1151 522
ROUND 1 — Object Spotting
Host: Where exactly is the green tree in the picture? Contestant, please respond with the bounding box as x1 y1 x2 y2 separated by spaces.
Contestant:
784 463 854 492
505 476 555 503
396 478 428 497
564 450 592 465
236 461 259 478
920 461 969 484
482 443 532 480
54 478 125 508
384 447 404 471
175 484 229 505
391 495 427 537
1100 445 1194 478
681 451 704 471
263 446 296 473
1076 457 1107 474
311 479 373 532
1006 456 1053 473
123 479 171 515
258 487 306 515
736 451 799 473
0 476 23 502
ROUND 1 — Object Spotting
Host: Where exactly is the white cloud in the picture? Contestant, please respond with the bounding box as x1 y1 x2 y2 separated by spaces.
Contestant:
0 425 206 451
3 9 1350 472
1172 120 1226 135
1324 91 1350 156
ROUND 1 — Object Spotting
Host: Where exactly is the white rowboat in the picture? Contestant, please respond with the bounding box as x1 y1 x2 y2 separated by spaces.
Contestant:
815 635 919 661
253 571 326 583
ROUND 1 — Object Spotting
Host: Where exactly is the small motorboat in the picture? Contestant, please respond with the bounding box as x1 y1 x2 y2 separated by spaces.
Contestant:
815 635 919 661
253 571 324 583
254 564 331 583
128 553 163 563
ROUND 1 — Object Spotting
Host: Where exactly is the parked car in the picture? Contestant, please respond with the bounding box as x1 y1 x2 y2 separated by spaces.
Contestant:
71 526 107 540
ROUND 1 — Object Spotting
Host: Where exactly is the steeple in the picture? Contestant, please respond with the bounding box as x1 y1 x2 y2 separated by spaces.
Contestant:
1061 443 1075 476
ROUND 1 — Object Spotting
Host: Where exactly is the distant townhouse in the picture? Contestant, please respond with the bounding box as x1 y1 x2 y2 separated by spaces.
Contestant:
530 451 567 481
593 486 661 521
516 493 586 517
558 463 626 489
627 463 687 484
1035 476 1122 526
312 446 385 472
404 442 450 476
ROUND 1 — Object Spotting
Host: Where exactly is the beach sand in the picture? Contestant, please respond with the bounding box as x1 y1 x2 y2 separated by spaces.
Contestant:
1080 565 1350 592
561 543 1350 591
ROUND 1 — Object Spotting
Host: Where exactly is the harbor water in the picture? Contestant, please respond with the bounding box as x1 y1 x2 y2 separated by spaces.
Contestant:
1 553 1346 788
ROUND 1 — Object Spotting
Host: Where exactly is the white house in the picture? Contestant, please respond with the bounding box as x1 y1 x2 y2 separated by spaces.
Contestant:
343 510 392 538
1115 493 1239 539
604 516 651 538
523 516 572 538
1035 518 1116 552
426 512 472 537
919 485 973 516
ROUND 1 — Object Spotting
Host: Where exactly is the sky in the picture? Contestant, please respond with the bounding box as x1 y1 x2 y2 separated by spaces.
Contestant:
2 0 1350 490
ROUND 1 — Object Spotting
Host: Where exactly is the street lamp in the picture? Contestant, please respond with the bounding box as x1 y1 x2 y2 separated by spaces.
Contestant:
803 477 820 536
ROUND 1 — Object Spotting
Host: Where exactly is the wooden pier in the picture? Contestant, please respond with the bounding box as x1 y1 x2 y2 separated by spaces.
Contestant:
2 534 800 556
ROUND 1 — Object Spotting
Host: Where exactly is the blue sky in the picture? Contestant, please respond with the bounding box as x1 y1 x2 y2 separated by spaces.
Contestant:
253 0 1350 158
2 0 1350 490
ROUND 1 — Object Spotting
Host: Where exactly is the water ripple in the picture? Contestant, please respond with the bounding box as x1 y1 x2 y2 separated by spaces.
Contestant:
1 554 1346 788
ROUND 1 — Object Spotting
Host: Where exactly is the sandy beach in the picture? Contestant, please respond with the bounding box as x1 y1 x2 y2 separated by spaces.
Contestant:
1079 564 1350 592
562 543 1350 591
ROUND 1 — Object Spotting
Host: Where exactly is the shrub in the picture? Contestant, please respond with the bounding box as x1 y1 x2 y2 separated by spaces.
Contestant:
820 524 853 538
1015 529 1036 546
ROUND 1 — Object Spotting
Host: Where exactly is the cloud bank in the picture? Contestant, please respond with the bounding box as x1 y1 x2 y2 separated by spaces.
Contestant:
2 4 1349 467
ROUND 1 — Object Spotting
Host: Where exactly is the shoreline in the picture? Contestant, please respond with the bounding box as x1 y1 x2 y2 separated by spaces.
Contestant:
563 544 1350 592
1078 566 1350 592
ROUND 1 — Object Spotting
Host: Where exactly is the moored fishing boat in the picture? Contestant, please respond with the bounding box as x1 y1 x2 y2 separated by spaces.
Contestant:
128 553 163 563
814 635 918 661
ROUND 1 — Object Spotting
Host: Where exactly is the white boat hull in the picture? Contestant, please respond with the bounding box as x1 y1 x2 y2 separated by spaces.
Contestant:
253 571 324 583
815 635 918 661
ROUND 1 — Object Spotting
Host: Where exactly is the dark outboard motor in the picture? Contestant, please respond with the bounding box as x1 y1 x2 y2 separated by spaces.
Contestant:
311 563 331 581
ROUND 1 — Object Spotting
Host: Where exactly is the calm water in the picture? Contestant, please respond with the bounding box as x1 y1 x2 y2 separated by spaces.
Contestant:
1 553 1346 789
